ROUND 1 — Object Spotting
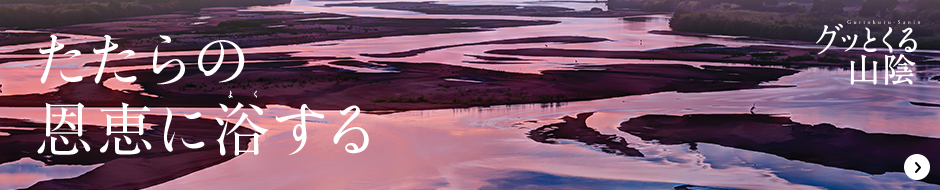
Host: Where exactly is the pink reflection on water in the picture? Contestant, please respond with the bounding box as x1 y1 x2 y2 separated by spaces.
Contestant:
147 108 815 189
0 158 101 189
0 173 45 190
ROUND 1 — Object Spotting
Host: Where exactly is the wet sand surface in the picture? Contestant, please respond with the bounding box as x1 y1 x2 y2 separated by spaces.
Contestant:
0 61 798 111
527 112 644 157
360 36 609 58
618 113 940 185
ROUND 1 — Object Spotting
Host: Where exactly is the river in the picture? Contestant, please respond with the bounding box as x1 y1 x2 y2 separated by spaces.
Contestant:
1 0 939 189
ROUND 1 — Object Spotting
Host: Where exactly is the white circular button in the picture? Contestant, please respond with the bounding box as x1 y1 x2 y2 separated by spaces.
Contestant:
905 154 930 181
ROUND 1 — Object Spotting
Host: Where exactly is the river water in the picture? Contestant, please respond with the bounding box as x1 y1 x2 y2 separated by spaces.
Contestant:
1 0 939 189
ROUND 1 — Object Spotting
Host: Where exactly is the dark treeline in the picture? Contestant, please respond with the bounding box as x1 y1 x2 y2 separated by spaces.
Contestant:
608 0 787 12
611 0 940 50
0 0 289 29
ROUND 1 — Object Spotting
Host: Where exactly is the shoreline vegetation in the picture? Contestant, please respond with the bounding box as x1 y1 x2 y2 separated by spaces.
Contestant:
607 0 940 50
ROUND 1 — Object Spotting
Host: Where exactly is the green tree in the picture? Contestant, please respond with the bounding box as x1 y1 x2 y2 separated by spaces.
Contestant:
107 0 124 16
810 0 845 15
918 0 940 12
725 0 778 9
858 0 898 17
178 0 203 11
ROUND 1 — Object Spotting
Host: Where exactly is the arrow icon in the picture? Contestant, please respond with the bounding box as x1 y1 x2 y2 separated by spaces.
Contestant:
906 154 930 181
